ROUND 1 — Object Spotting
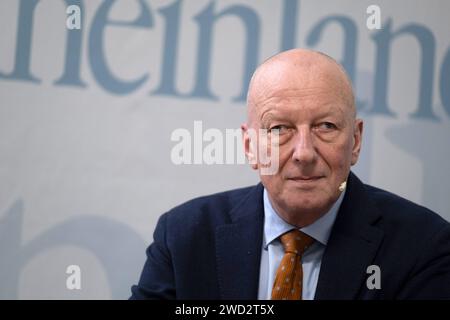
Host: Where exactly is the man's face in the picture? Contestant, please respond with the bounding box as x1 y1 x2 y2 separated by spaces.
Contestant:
243 60 363 221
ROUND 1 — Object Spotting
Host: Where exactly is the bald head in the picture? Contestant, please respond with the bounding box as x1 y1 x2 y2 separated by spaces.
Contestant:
241 49 363 226
246 49 355 125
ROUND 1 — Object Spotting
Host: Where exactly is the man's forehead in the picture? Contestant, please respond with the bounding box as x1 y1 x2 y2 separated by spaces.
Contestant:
253 83 339 104
251 51 338 83
247 50 355 121
257 100 347 121
251 80 350 117
251 64 345 98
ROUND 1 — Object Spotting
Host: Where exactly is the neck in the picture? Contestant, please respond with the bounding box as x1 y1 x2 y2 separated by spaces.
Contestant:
267 194 341 228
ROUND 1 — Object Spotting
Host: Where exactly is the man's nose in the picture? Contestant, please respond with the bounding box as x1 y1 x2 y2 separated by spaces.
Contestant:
291 127 317 164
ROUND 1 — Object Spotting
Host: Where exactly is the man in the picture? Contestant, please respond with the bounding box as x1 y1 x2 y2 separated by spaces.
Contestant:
130 49 450 300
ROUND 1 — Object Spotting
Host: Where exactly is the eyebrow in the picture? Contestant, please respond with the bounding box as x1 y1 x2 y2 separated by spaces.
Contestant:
260 112 280 127
260 104 347 124
314 106 346 119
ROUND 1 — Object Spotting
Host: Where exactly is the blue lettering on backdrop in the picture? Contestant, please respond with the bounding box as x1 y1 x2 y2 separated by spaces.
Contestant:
89 0 153 94
54 0 86 88
154 0 298 101
0 199 146 299
372 19 437 120
280 0 300 52
0 0 41 83
306 15 367 111
190 1 260 102
439 48 450 116
0 0 448 120
152 0 183 97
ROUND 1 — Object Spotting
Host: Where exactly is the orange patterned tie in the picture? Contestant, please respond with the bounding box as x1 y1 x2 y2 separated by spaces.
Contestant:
271 229 315 300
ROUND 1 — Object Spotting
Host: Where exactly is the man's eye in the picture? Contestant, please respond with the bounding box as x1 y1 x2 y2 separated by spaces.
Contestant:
269 125 288 133
318 122 337 130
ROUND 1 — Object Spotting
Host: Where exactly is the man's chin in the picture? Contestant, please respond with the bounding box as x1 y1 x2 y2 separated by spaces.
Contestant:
283 197 324 212
275 201 330 227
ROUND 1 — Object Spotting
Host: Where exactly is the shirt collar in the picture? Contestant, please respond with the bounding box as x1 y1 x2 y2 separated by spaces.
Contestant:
263 187 345 248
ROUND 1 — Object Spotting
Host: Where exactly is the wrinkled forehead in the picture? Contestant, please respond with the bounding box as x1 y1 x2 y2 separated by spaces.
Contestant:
247 55 355 122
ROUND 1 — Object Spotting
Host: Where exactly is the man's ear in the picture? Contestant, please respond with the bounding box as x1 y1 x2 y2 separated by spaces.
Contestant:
241 123 258 170
351 119 363 166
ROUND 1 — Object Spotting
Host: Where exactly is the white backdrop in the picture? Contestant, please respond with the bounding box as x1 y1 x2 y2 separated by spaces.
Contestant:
0 0 449 299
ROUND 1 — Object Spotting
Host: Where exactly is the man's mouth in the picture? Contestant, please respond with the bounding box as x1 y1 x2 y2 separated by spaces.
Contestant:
288 176 324 181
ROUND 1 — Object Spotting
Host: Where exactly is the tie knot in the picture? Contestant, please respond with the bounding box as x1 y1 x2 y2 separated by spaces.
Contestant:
280 229 314 255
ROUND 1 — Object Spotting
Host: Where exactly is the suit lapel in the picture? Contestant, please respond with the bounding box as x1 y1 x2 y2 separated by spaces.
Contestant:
214 173 384 300
215 184 264 299
314 172 384 300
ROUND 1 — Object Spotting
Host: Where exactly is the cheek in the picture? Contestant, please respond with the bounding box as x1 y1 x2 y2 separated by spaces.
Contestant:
277 145 293 164
259 143 291 174
319 142 353 172
260 175 282 196
260 165 289 191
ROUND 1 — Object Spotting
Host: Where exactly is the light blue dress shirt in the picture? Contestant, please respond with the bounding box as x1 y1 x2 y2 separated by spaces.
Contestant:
257 188 345 300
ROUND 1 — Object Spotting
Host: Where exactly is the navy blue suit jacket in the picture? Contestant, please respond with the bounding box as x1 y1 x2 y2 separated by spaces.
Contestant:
130 172 450 299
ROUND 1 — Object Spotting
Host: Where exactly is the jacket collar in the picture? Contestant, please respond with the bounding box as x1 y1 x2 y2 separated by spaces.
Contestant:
215 172 384 300
314 172 384 299
215 183 265 299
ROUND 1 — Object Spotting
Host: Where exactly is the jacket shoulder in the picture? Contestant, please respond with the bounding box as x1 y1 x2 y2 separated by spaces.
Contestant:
364 184 449 234
162 184 258 227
